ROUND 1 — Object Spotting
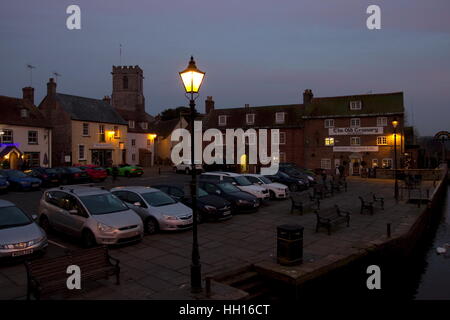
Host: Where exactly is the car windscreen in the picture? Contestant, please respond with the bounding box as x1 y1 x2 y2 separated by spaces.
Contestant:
79 194 129 215
198 188 209 197
141 191 177 207
218 182 240 193
234 176 252 186
0 206 32 229
260 176 273 184
278 171 290 178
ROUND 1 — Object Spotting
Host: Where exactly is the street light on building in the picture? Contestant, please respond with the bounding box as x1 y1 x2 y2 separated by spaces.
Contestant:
179 56 205 293
392 118 399 201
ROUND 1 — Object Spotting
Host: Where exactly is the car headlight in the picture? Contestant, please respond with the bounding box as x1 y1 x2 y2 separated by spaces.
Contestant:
237 199 250 205
307 176 314 181
163 215 178 220
97 222 115 233
298 180 305 185
204 205 217 211
20 181 30 185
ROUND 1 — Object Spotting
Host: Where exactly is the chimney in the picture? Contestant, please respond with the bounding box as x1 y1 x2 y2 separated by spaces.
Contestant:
303 89 313 105
103 96 111 105
205 96 215 114
47 78 57 99
22 87 35 105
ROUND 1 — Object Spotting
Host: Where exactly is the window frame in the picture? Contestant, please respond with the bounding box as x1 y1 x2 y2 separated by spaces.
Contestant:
28 130 38 145
320 158 331 170
82 123 89 136
350 136 361 146
324 119 335 128
246 113 255 125
279 132 286 145
349 100 362 110
1 129 13 144
324 137 334 146
78 144 86 161
275 112 285 124
350 118 361 128
218 115 227 126
377 136 387 145
377 117 387 127
128 120 135 129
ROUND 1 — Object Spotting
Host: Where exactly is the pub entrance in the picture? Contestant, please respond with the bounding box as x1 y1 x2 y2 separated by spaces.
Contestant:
349 153 362 176
92 149 112 167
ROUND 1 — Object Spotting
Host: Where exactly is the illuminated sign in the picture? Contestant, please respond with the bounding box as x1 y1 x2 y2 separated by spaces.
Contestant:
329 127 383 136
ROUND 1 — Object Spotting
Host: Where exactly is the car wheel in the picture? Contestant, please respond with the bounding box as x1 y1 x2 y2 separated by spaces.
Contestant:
289 183 298 192
145 218 159 235
39 215 51 233
185 168 190 175
82 230 97 248
269 190 275 199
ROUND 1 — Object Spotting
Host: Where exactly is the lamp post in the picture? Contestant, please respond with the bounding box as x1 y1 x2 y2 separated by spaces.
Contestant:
392 118 399 201
179 56 205 293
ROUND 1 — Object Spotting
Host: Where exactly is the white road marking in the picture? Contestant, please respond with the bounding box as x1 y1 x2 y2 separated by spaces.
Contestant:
48 239 68 249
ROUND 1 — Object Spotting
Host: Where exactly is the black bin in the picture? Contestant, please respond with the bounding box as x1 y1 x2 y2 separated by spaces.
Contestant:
277 224 304 266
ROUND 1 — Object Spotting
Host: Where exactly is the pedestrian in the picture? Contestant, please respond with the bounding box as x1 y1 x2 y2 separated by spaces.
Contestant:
112 165 119 182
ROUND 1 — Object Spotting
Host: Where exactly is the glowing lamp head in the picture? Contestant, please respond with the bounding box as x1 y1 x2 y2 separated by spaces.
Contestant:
179 56 205 94
392 118 399 129
148 134 157 140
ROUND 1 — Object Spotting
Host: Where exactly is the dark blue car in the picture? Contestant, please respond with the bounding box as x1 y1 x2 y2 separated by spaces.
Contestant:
0 170 42 191
0 173 10 193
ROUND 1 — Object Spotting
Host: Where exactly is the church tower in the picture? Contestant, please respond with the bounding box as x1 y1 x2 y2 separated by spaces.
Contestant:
111 65 145 114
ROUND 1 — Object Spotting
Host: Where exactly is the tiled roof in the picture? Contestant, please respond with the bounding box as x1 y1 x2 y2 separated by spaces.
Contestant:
152 118 185 138
114 109 155 133
55 94 127 125
0 95 51 128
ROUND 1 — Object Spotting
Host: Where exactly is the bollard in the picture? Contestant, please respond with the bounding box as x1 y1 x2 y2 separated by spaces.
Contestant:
387 223 391 238
205 277 212 298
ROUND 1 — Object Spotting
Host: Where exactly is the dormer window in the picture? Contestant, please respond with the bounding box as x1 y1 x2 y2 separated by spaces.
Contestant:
275 112 285 124
140 122 148 130
20 109 29 118
349 100 362 110
246 114 255 125
128 120 135 128
218 115 227 126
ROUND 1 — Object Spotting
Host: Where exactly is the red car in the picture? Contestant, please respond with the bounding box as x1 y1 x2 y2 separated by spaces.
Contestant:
74 165 108 182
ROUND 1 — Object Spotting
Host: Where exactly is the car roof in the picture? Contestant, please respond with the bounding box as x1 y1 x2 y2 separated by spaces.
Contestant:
0 199 15 207
46 185 110 196
110 186 159 194
242 173 262 178
202 171 241 177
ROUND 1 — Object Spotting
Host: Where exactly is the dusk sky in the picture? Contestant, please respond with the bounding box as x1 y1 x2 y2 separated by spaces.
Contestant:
1 0 449 136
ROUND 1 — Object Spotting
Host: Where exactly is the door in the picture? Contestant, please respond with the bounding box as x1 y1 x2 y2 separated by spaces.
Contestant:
350 159 361 176
9 152 18 170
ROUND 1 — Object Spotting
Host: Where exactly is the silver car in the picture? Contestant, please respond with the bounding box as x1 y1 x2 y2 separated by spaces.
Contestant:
111 186 193 234
38 186 144 247
0 200 47 258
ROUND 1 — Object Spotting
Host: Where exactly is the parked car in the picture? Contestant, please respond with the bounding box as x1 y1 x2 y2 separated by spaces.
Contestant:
0 173 10 193
106 164 144 177
153 184 232 223
38 186 144 247
54 167 90 185
111 186 193 234
200 172 270 202
242 174 289 199
74 165 108 182
280 163 317 184
24 167 60 187
0 200 47 259
173 163 203 174
198 181 259 213
264 171 308 192
0 169 42 191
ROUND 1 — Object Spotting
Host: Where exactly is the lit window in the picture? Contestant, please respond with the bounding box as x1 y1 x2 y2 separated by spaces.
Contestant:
377 117 387 127
78 145 85 160
377 136 387 145
382 158 393 168
349 100 362 110
350 137 360 146
372 159 379 168
321 159 331 170
246 114 255 125
325 137 334 146
275 112 285 124
350 118 360 127
324 119 334 128
28 131 38 145
82 123 89 136
218 115 227 126
129 120 135 129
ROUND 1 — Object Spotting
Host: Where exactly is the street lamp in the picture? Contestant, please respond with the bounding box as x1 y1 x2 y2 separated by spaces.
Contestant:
179 56 205 293
392 118 399 201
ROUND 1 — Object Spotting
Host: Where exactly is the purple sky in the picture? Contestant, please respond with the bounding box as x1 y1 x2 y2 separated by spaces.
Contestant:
1 0 449 136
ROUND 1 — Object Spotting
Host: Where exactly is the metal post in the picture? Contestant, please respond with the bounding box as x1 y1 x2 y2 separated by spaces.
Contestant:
189 96 202 293
387 223 391 238
394 131 399 201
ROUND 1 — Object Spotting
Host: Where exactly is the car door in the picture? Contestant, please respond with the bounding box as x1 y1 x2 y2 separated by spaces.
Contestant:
43 191 68 232
56 193 86 236
63 196 89 236
125 191 149 221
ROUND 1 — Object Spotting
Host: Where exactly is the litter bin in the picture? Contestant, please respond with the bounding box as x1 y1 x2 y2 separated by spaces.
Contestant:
277 224 304 266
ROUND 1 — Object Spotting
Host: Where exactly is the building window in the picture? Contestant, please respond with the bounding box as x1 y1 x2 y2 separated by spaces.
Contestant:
82 123 89 136
377 136 387 145
28 131 38 145
20 109 29 118
275 112 285 124
131 139 136 147
218 115 227 126
324 119 334 128
321 159 331 170
382 158 393 169
24 152 40 167
246 114 255 125
377 117 387 127
78 145 85 160
279 152 286 163
350 137 361 146
324 137 334 146
140 122 148 130
129 120 135 129
99 125 105 143
147 139 151 146
279 132 286 145
350 118 360 127
372 159 379 168
246 132 257 145
1 129 13 143
123 76 128 89
349 100 362 110
132 154 136 161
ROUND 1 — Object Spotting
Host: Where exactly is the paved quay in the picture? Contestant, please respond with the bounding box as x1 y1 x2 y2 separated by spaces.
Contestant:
0 176 439 300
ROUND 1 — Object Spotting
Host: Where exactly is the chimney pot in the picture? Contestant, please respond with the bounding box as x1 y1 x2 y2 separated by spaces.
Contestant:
47 78 57 99
303 89 313 105
205 96 215 114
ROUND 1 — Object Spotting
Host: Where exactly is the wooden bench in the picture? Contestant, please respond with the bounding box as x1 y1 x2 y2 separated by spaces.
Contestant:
315 205 350 235
313 183 333 199
25 246 120 300
290 192 320 215
358 194 384 215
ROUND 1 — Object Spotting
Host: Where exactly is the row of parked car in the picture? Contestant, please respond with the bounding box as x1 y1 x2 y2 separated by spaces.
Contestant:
0 164 144 192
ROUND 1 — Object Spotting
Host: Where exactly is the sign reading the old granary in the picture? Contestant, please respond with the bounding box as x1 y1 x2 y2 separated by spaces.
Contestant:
329 127 384 136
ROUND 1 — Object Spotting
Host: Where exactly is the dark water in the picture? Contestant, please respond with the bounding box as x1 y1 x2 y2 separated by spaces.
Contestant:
263 186 450 300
